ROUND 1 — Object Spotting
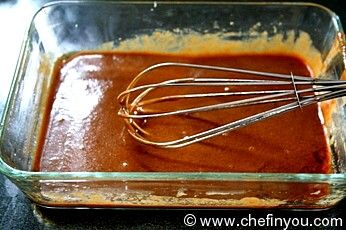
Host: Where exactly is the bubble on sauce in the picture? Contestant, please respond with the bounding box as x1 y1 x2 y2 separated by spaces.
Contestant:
55 114 65 123
78 144 85 150
224 87 230 92
176 188 187 198
228 164 234 169
248 146 255 151
310 190 321 195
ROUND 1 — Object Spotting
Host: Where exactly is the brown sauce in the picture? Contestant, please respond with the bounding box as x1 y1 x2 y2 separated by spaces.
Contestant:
34 51 332 173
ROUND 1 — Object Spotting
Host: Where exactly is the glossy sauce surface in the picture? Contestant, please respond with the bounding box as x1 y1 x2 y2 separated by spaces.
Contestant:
34 52 331 173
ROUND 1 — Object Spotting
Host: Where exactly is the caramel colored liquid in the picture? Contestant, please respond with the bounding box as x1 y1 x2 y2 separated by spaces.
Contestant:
34 52 331 173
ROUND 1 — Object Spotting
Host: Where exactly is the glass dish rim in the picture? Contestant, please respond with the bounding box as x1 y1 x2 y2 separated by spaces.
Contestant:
0 0 345 183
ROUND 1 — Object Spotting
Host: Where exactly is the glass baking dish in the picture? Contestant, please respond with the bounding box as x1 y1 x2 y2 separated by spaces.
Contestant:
0 1 345 208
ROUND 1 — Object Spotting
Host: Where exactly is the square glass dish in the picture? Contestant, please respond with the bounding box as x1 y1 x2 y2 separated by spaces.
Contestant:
0 1 346 208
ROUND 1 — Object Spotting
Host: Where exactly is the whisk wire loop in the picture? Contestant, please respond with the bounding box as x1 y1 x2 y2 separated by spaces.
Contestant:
117 62 346 148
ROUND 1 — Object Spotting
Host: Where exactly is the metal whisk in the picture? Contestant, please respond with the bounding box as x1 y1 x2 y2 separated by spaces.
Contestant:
117 62 346 148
